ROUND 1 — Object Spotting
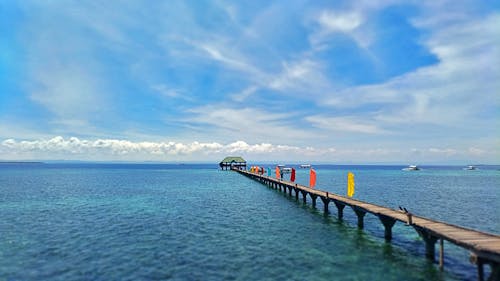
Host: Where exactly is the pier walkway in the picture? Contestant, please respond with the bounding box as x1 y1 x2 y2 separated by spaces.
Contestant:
235 169 500 281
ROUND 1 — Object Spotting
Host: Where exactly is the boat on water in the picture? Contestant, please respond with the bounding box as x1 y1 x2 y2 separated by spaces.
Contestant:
402 165 420 171
463 165 478 170
299 164 311 168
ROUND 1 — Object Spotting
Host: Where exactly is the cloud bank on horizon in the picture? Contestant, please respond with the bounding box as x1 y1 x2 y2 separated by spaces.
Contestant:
1 1 499 163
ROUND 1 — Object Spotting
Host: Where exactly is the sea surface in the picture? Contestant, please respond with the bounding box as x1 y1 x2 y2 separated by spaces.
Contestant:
0 163 498 280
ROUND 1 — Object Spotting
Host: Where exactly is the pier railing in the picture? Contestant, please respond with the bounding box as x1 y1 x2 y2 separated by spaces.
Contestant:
234 168 500 281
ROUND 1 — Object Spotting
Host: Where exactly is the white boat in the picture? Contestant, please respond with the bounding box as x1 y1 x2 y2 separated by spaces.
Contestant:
463 165 477 170
299 164 311 168
402 165 420 171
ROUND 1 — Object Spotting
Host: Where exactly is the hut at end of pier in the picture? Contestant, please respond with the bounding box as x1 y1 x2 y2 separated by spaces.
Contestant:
219 156 246 170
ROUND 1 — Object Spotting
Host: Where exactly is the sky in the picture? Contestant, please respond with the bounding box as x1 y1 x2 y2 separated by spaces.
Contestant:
0 0 499 164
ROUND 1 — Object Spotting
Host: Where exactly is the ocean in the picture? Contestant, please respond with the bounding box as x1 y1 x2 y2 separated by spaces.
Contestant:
0 163 498 280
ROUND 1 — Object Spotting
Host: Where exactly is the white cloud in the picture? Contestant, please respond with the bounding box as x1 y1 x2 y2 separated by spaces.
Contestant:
468 147 485 156
182 105 313 144
151 84 182 98
230 86 259 102
309 2 394 49
29 63 107 119
268 59 331 93
428 148 457 156
199 44 252 71
181 38 266 81
150 84 196 103
1 137 224 157
318 11 363 33
2 136 497 164
0 136 324 161
305 115 384 134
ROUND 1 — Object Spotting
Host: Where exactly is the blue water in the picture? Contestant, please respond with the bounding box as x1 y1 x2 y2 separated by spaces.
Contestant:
0 163 498 280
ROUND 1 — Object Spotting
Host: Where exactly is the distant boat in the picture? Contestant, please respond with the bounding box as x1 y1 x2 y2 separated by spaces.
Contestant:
402 165 420 171
463 165 478 170
299 164 311 168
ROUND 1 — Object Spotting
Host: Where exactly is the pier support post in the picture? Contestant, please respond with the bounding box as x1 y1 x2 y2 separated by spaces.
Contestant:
352 207 366 229
320 196 330 214
414 227 438 261
470 255 500 281
490 262 500 281
378 215 396 241
333 200 346 220
301 191 308 204
288 186 292 196
310 194 318 208
439 238 444 270
471 255 485 281
294 188 299 200
478 260 484 281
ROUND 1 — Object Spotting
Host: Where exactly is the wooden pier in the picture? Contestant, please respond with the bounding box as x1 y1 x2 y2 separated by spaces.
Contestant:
235 169 500 281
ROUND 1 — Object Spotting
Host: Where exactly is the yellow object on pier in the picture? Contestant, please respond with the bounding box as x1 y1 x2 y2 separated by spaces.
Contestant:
347 172 355 197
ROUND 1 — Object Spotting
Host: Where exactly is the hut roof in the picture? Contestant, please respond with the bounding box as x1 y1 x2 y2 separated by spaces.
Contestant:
220 156 246 164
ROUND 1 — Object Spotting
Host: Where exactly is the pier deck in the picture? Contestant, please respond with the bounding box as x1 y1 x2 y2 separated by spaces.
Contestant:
235 169 500 280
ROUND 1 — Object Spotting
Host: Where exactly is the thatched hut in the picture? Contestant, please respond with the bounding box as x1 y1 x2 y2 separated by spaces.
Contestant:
219 156 246 170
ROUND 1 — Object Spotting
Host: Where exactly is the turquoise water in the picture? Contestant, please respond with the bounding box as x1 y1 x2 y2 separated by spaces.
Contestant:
0 164 498 280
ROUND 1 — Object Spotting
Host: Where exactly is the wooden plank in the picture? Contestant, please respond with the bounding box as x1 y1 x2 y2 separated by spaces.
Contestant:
368 207 393 213
411 219 442 225
477 243 500 249
463 239 500 244
444 232 492 239
425 226 474 234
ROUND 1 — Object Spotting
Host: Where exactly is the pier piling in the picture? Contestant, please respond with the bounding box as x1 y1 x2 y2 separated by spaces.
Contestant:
352 207 367 229
379 215 397 241
414 227 438 261
439 238 444 270
333 200 346 220
310 194 318 208
321 196 330 213
301 190 308 204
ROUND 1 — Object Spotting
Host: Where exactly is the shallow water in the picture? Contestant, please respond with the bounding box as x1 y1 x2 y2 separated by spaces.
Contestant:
0 163 498 280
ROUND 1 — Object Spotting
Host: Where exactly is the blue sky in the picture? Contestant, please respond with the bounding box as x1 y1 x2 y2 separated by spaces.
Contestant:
1 0 499 163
